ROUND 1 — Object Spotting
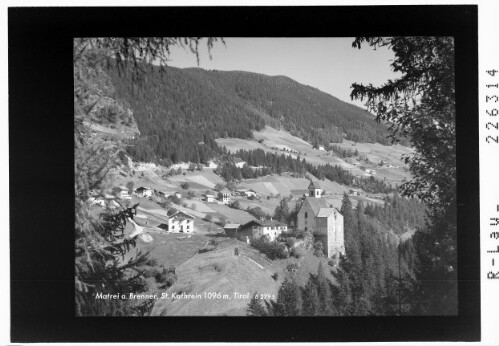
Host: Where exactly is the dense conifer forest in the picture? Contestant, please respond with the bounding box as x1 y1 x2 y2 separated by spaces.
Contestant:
248 193 426 316
109 65 403 165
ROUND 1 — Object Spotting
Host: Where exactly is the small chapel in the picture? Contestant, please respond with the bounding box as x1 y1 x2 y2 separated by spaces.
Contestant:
296 180 345 258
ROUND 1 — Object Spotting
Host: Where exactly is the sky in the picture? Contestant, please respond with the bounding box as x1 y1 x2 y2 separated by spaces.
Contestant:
166 37 401 108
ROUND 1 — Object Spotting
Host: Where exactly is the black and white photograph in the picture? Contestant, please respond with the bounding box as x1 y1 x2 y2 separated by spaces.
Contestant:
74 36 458 317
8 3 490 344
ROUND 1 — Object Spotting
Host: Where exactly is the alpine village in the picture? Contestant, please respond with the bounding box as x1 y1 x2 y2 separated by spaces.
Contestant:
75 37 457 317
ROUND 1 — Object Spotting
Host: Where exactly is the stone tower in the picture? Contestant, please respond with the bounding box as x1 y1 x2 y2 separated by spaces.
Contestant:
296 180 345 258
308 180 323 198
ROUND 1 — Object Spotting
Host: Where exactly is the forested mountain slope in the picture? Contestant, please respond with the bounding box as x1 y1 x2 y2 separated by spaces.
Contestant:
110 66 401 165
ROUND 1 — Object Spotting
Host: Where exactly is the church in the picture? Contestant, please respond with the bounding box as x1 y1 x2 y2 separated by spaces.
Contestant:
296 180 345 258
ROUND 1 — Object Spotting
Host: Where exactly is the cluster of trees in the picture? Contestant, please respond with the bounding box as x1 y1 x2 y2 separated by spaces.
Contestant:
354 175 395 194
247 262 337 316
249 193 422 316
328 144 359 158
109 63 405 165
364 192 426 235
249 36 458 316
351 37 457 314
213 148 393 194
251 236 290 260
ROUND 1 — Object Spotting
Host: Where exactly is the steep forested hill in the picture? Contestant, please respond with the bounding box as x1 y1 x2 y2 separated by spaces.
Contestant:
109 66 397 165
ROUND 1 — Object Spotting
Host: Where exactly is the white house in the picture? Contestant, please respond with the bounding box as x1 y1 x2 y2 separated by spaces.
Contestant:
90 197 107 208
218 189 231 205
240 219 288 242
118 185 131 199
236 189 257 198
157 211 194 234
318 145 326 151
203 194 216 203
135 186 154 198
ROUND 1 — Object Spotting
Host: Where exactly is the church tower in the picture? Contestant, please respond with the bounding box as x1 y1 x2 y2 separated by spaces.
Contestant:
308 180 322 198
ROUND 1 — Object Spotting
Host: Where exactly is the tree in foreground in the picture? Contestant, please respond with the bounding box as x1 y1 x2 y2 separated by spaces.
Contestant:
74 37 223 315
350 36 457 314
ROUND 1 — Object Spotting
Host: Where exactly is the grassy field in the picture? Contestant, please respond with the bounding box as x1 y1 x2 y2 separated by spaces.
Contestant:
207 203 255 224
151 237 281 316
123 232 209 269
216 125 412 186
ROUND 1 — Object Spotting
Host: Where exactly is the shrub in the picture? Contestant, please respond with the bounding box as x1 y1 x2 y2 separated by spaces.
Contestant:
252 238 289 260
313 241 325 257
204 214 213 222
169 195 181 204
230 200 240 209
291 247 305 259
271 272 279 281
154 267 177 287
285 237 296 249
217 216 227 227
181 182 190 190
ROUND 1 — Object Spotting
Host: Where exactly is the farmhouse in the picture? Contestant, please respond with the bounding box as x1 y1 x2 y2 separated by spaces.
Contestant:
90 197 106 208
118 185 131 199
157 211 194 234
240 219 288 242
318 145 325 151
203 194 216 203
296 180 345 258
349 189 362 196
135 186 155 198
218 189 231 205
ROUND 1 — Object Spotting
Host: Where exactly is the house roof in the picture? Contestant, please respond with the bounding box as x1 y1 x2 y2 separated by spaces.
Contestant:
204 194 215 198
224 223 241 229
317 208 338 218
304 197 330 215
243 219 287 228
169 211 193 221
308 180 323 190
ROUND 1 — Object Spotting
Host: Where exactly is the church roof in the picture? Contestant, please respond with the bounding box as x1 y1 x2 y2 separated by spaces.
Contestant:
304 197 330 215
317 208 337 218
308 180 323 190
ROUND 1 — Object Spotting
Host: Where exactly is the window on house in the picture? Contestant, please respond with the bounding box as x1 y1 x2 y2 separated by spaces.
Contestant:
187 225 190 229
305 212 308 218
305 227 308 231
